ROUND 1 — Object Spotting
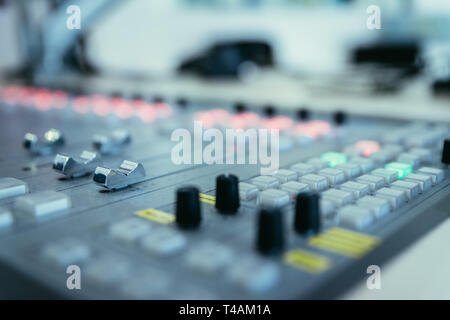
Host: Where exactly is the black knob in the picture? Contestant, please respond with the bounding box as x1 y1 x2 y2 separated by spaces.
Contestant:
176 98 188 108
256 208 284 255
297 108 310 121
333 110 347 126
294 193 321 235
153 96 164 103
263 105 276 117
215 174 240 214
442 139 450 165
234 102 246 113
176 186 202 229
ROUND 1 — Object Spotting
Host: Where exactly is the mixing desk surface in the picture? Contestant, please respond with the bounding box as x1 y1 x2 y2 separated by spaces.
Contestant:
0 85 449 299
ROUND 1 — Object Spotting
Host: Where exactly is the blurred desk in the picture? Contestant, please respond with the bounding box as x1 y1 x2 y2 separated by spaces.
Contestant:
341 217 450 300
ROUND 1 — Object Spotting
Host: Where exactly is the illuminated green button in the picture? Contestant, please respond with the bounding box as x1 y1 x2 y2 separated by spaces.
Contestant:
321 152 347 168
385 162 413 179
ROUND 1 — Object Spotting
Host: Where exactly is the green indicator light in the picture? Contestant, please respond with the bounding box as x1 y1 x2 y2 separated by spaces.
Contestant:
321 152 347 168
385 162 413 179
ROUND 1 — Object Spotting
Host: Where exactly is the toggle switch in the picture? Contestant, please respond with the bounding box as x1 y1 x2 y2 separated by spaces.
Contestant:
92 129 131 155
53 150 102 178
93 160 145 190
23 128 65 155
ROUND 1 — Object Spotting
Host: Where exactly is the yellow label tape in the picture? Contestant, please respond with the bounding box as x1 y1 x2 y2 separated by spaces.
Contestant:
283 249 331 274
135 208 175 225
308 227 380 258
199 193 215 205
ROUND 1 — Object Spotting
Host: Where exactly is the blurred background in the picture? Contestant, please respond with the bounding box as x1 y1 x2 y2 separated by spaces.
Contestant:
0 0 449 120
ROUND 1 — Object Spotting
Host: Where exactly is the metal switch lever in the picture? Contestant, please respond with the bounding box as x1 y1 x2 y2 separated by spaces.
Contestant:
53 150 102 178
92 129 131 155
93 160 145 190
23 128 65 155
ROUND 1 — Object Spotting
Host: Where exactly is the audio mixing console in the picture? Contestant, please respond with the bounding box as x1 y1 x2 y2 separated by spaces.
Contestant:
0 85 449 299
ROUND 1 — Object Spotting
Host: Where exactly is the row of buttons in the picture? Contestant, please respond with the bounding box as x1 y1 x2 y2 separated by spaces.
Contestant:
0 177 71 228
104 218 279 294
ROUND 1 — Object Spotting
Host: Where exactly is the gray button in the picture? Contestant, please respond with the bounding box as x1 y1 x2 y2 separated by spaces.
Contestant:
14 191 71 220
350 157 375 173
0 177 29 200
318 168 346 186
404 173 432 192
338 205 374 230
340 181 370 199
397 153 421 169
186 241 233 275
257 189 290 208
250 176 280 190
335 163 362 179
109 218 151 244
375 188 407 209
371 168 398 184
409 148 432 162
417 167 444 185
0 207 13 228
307 158 329 169
322 189 354 206
239 182 259 200
41 238 91 266
141 228 186 257
290 163 316 176
121 269 170 299
356 174 386 192
299 174 329 191
280 181 309 197
228 256 279 293
320 199 335 219
391 180 420 200
358 196 391 218
273 169 298 183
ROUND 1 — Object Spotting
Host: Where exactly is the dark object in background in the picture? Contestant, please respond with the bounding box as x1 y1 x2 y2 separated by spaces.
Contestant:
352 41 421 71
432 78 450 96
351 41 423 93
178 40 274 78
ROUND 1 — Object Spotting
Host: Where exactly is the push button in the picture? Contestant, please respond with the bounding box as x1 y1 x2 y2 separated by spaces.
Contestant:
318 168 346 186
14 191 71 220
290 163 316 176
257 189 290 208
300 174 329 191
338 205 374 230
0 207 13 228
250 176 280 190
238 182 259 200
0 177 29 200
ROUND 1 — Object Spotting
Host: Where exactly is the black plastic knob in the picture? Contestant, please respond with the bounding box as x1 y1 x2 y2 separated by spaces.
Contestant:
215 174 240 214
297 108 310 121
333 111 347 126
442 139 450 165
294 193 321 235
256 208 284 255
234 102 246 113
176 186 202 229
263 105 276 117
